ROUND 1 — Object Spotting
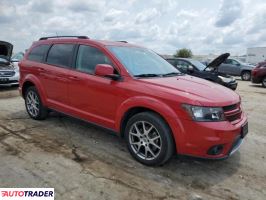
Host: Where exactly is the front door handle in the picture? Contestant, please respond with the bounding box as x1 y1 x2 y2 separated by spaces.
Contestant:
68 76 81 81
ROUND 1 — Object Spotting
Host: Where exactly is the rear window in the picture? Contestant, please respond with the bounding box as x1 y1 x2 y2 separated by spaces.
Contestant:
28 45 50 62
46 44 75 68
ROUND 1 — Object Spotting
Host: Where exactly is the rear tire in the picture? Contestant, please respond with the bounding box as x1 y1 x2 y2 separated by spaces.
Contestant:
25 86 48 120
125 112 175 166
262 77 266 88
241 71 251 81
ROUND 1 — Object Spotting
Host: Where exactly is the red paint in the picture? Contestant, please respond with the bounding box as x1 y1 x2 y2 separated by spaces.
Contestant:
19 38 248 159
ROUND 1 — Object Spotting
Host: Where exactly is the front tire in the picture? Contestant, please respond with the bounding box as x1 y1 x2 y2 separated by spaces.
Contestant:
262 77 266 88
125 112 175 166
25 86 48 120
241 71 251 81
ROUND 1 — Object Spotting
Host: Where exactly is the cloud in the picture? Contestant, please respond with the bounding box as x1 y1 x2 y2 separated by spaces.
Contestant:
215 0 243 27
1 0 266 56
135 8 160 24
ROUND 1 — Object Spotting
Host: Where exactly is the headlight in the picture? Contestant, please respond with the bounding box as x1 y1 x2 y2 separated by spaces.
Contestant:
218 75 234 83
182 104 225 122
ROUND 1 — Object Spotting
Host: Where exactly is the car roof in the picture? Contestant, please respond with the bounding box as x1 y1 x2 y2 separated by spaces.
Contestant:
34 37 141 48
166 57 192 61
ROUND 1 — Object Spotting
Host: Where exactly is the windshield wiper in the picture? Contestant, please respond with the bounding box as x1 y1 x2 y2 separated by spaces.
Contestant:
162 72 183 77
134 73 162 78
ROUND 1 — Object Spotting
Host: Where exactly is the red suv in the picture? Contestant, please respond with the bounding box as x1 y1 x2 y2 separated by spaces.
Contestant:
19 36 248 166
251 61 266 87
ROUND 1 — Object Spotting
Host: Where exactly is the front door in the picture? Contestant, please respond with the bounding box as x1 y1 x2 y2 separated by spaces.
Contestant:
68 44 121 129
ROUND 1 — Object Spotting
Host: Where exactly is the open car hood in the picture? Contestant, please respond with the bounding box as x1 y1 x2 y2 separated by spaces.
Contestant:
0 41 13 61
205 53 230 70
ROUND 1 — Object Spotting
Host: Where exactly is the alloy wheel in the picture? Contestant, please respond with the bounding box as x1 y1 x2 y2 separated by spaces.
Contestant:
26 90 40 117
242 72 251 81
129 121 162 160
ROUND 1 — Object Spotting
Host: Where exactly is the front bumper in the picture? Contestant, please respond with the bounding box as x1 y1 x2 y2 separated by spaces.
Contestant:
0 71 19 86
251 76 262 84
171 112 248 159
223 81 238 90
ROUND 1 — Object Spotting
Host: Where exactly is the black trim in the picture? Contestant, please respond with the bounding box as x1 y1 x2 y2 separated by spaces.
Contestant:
39 36 89 40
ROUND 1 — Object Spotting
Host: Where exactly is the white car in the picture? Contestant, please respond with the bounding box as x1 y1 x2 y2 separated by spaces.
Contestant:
0 41 22 87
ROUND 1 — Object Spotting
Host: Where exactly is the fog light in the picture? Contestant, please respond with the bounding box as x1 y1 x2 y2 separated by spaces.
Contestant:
207 145 224 155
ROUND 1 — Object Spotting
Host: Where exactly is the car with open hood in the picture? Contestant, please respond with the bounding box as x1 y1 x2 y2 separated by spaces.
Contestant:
165 53 238 90
0 41 20 86
19 36 248 166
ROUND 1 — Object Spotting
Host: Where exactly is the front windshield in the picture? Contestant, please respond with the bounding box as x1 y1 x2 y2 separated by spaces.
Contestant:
189 60 206 71
0 57 8 63
12 52 24 61
108 46 180 77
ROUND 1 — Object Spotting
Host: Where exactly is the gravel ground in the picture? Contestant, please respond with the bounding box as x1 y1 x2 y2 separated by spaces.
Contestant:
0 80 265 200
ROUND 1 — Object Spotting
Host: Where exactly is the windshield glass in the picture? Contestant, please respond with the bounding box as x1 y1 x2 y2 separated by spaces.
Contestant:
108 46 180 77
0 57 8 63
189 60 206 71
12 52 24 61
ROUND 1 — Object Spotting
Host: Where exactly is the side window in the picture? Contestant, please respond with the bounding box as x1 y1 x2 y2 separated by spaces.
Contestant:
76 45 113 74
46 44 75 68
28 45 50 62
177 60 189 71
225 59 233 64
231 60 239 65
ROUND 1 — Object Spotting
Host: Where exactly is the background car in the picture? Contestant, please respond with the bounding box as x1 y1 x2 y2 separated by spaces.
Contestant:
166 53 238 90
251 61 266 87
0 41 20 87
219 58 255 81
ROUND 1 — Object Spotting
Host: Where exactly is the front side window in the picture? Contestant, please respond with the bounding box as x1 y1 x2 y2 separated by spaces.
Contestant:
189 60 206 71
176 60 190 71
76 45 112 74
28 45 50 62
46 44 75 68
108 46 180 76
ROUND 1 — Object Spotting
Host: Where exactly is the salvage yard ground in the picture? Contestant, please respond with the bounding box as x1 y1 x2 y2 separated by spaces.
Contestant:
0 80 265 200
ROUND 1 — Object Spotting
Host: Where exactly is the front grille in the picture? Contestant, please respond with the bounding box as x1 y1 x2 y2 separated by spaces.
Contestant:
223 103 242 122
0 71 15 77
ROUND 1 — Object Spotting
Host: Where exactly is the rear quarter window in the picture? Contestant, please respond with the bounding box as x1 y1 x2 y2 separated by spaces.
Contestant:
46 44 75 68
27 45 50 62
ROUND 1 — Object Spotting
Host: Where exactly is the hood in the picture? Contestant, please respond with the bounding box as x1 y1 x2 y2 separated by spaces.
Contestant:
205 53 230 70
139 75 240 106
0 41 13 61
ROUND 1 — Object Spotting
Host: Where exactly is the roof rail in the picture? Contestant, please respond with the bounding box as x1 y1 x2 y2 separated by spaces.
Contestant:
39 36 89 40
117 41 128 43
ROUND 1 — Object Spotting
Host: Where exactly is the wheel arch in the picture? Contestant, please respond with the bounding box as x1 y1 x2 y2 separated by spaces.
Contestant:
21 75 47 105
116 96 184 153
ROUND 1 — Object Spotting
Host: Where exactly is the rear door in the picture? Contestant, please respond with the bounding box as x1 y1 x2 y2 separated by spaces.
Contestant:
42 43 75 108
219 59 240 75
67 44 120 129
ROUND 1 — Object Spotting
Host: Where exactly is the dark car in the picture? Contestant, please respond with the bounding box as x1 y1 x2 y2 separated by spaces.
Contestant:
219 58 255 81
251 61 266 87
166 53 238 90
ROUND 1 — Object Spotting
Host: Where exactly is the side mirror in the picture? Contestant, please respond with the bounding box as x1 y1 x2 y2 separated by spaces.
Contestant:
95 64 121 80
188 65 194 73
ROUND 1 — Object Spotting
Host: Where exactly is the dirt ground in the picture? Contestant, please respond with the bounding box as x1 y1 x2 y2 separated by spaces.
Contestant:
0 80 265 200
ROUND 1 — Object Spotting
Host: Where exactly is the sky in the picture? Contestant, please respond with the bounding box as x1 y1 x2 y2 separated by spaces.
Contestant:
1 0 266 56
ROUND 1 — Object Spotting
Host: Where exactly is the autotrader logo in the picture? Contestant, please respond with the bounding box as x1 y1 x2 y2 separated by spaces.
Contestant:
0 188 54 199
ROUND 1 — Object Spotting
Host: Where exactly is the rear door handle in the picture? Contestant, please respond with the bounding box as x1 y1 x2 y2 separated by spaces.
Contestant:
37 68 46 72
68 76 81 81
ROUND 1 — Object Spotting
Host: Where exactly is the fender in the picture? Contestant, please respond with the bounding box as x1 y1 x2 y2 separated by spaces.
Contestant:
22 74 48 106
115 96 185 147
